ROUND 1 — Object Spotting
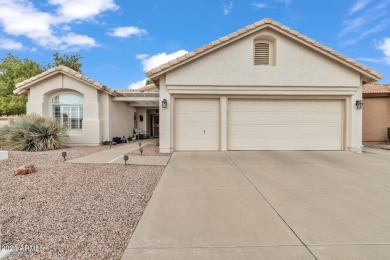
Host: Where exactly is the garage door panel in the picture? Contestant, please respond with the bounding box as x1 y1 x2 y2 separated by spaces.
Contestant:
203 112 219 124
284 113 300 124
175 99 219 151
228 100 343 151
190 113 205 124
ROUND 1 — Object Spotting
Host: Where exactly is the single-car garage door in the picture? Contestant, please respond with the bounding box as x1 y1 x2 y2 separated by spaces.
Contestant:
228 99 343 150
175 99 219 151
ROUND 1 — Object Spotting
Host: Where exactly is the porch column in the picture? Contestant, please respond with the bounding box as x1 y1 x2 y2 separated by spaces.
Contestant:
159 76 172 153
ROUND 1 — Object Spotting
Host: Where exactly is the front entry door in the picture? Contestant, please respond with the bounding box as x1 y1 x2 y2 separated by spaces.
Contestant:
152 115 159 137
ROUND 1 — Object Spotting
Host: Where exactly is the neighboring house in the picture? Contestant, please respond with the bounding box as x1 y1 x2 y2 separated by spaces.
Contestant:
14 18 382 151
363 83 390 143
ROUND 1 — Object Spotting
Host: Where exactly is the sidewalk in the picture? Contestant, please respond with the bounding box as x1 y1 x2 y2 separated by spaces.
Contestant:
67 139 170 166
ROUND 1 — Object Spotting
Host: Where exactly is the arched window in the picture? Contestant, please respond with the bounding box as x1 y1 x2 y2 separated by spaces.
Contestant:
52 93 83 130
254 35 276 66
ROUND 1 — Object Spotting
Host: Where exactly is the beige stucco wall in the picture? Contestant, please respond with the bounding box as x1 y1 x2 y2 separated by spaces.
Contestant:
158 76 172 153
27 74 101 145
159 28 364 152
108 98 136 139
363 96 390 142
136 108 147 131
166 29 360 87
134 107 159 137
25 73 133 145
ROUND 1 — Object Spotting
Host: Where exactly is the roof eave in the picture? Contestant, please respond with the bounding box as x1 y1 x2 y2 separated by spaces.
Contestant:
13 68 122 97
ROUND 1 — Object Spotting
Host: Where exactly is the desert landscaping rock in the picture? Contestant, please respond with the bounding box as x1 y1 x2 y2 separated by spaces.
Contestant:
13 165 37 176
0 146 164 259
365 143 390 150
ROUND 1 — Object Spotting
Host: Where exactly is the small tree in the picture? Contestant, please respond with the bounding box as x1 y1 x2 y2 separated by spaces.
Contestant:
0 54 44 116
145 78 154 85
47 52 83 72
0 95 28 116
0 53 84 116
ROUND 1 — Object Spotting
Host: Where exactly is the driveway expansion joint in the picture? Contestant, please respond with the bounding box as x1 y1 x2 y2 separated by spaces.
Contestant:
307 243 390 246
128 244 308 250
224 151 319 260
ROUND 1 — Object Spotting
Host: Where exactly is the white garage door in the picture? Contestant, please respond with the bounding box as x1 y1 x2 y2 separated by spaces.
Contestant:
228 99 343 150
175 99 219 151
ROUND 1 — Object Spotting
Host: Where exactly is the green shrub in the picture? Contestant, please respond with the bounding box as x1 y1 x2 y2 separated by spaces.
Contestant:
388 127 390 142
0 114 68 151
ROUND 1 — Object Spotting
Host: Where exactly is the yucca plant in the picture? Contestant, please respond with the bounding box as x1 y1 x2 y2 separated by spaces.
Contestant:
0 114 68 151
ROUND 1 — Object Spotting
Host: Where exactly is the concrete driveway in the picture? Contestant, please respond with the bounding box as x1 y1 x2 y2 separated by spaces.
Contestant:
122 150 390 259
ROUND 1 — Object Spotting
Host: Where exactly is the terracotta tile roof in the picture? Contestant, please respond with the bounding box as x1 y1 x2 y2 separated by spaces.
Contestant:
138 83 158 92
115 84 158 93
146 18 382 81
363 83 390 94
115 89 141 93
14 65 121 96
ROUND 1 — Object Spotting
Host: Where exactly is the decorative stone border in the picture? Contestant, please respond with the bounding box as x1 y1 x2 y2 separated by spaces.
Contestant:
0 151 8 161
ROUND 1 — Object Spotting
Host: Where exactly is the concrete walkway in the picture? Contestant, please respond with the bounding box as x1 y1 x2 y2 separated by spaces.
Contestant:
68 139 170 166
122 150 390 259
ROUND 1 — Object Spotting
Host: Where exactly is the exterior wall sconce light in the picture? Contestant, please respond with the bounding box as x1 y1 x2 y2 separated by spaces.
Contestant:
356 100 364 109
162 99 168 108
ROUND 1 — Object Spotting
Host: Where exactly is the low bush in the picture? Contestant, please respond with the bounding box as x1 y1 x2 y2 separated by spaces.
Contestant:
388 127 390 143
0 114 68 151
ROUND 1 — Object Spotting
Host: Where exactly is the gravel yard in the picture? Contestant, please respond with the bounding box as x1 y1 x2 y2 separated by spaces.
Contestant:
128 143 171 157
0 145 165 259
365 143 390 150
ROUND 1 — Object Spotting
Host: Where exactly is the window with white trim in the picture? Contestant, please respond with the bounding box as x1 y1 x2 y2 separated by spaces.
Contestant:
254 35 276 66
52 94 83 130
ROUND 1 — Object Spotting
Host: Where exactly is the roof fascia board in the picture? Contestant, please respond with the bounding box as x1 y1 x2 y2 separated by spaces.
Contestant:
112 96 159 101
269 26 382 81
363 93 390 97
14 70 121 97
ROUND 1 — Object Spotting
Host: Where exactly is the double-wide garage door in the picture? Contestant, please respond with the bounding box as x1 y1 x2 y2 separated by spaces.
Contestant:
228 99 343 150
175 99 343 151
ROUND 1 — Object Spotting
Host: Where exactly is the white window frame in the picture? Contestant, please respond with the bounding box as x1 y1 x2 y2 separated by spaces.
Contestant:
52 94 83 131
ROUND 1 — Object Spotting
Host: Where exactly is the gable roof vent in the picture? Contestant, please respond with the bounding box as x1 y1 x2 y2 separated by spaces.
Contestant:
254 42 269 65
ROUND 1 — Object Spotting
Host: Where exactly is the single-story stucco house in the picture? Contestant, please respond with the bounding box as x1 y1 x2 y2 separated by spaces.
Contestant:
14 18 382 152
363 83 390 143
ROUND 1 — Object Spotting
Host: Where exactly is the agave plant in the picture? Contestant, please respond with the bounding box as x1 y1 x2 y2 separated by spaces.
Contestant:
0 114 68 151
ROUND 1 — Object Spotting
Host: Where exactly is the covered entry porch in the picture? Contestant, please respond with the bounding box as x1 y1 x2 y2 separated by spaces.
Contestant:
113 92 160 138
